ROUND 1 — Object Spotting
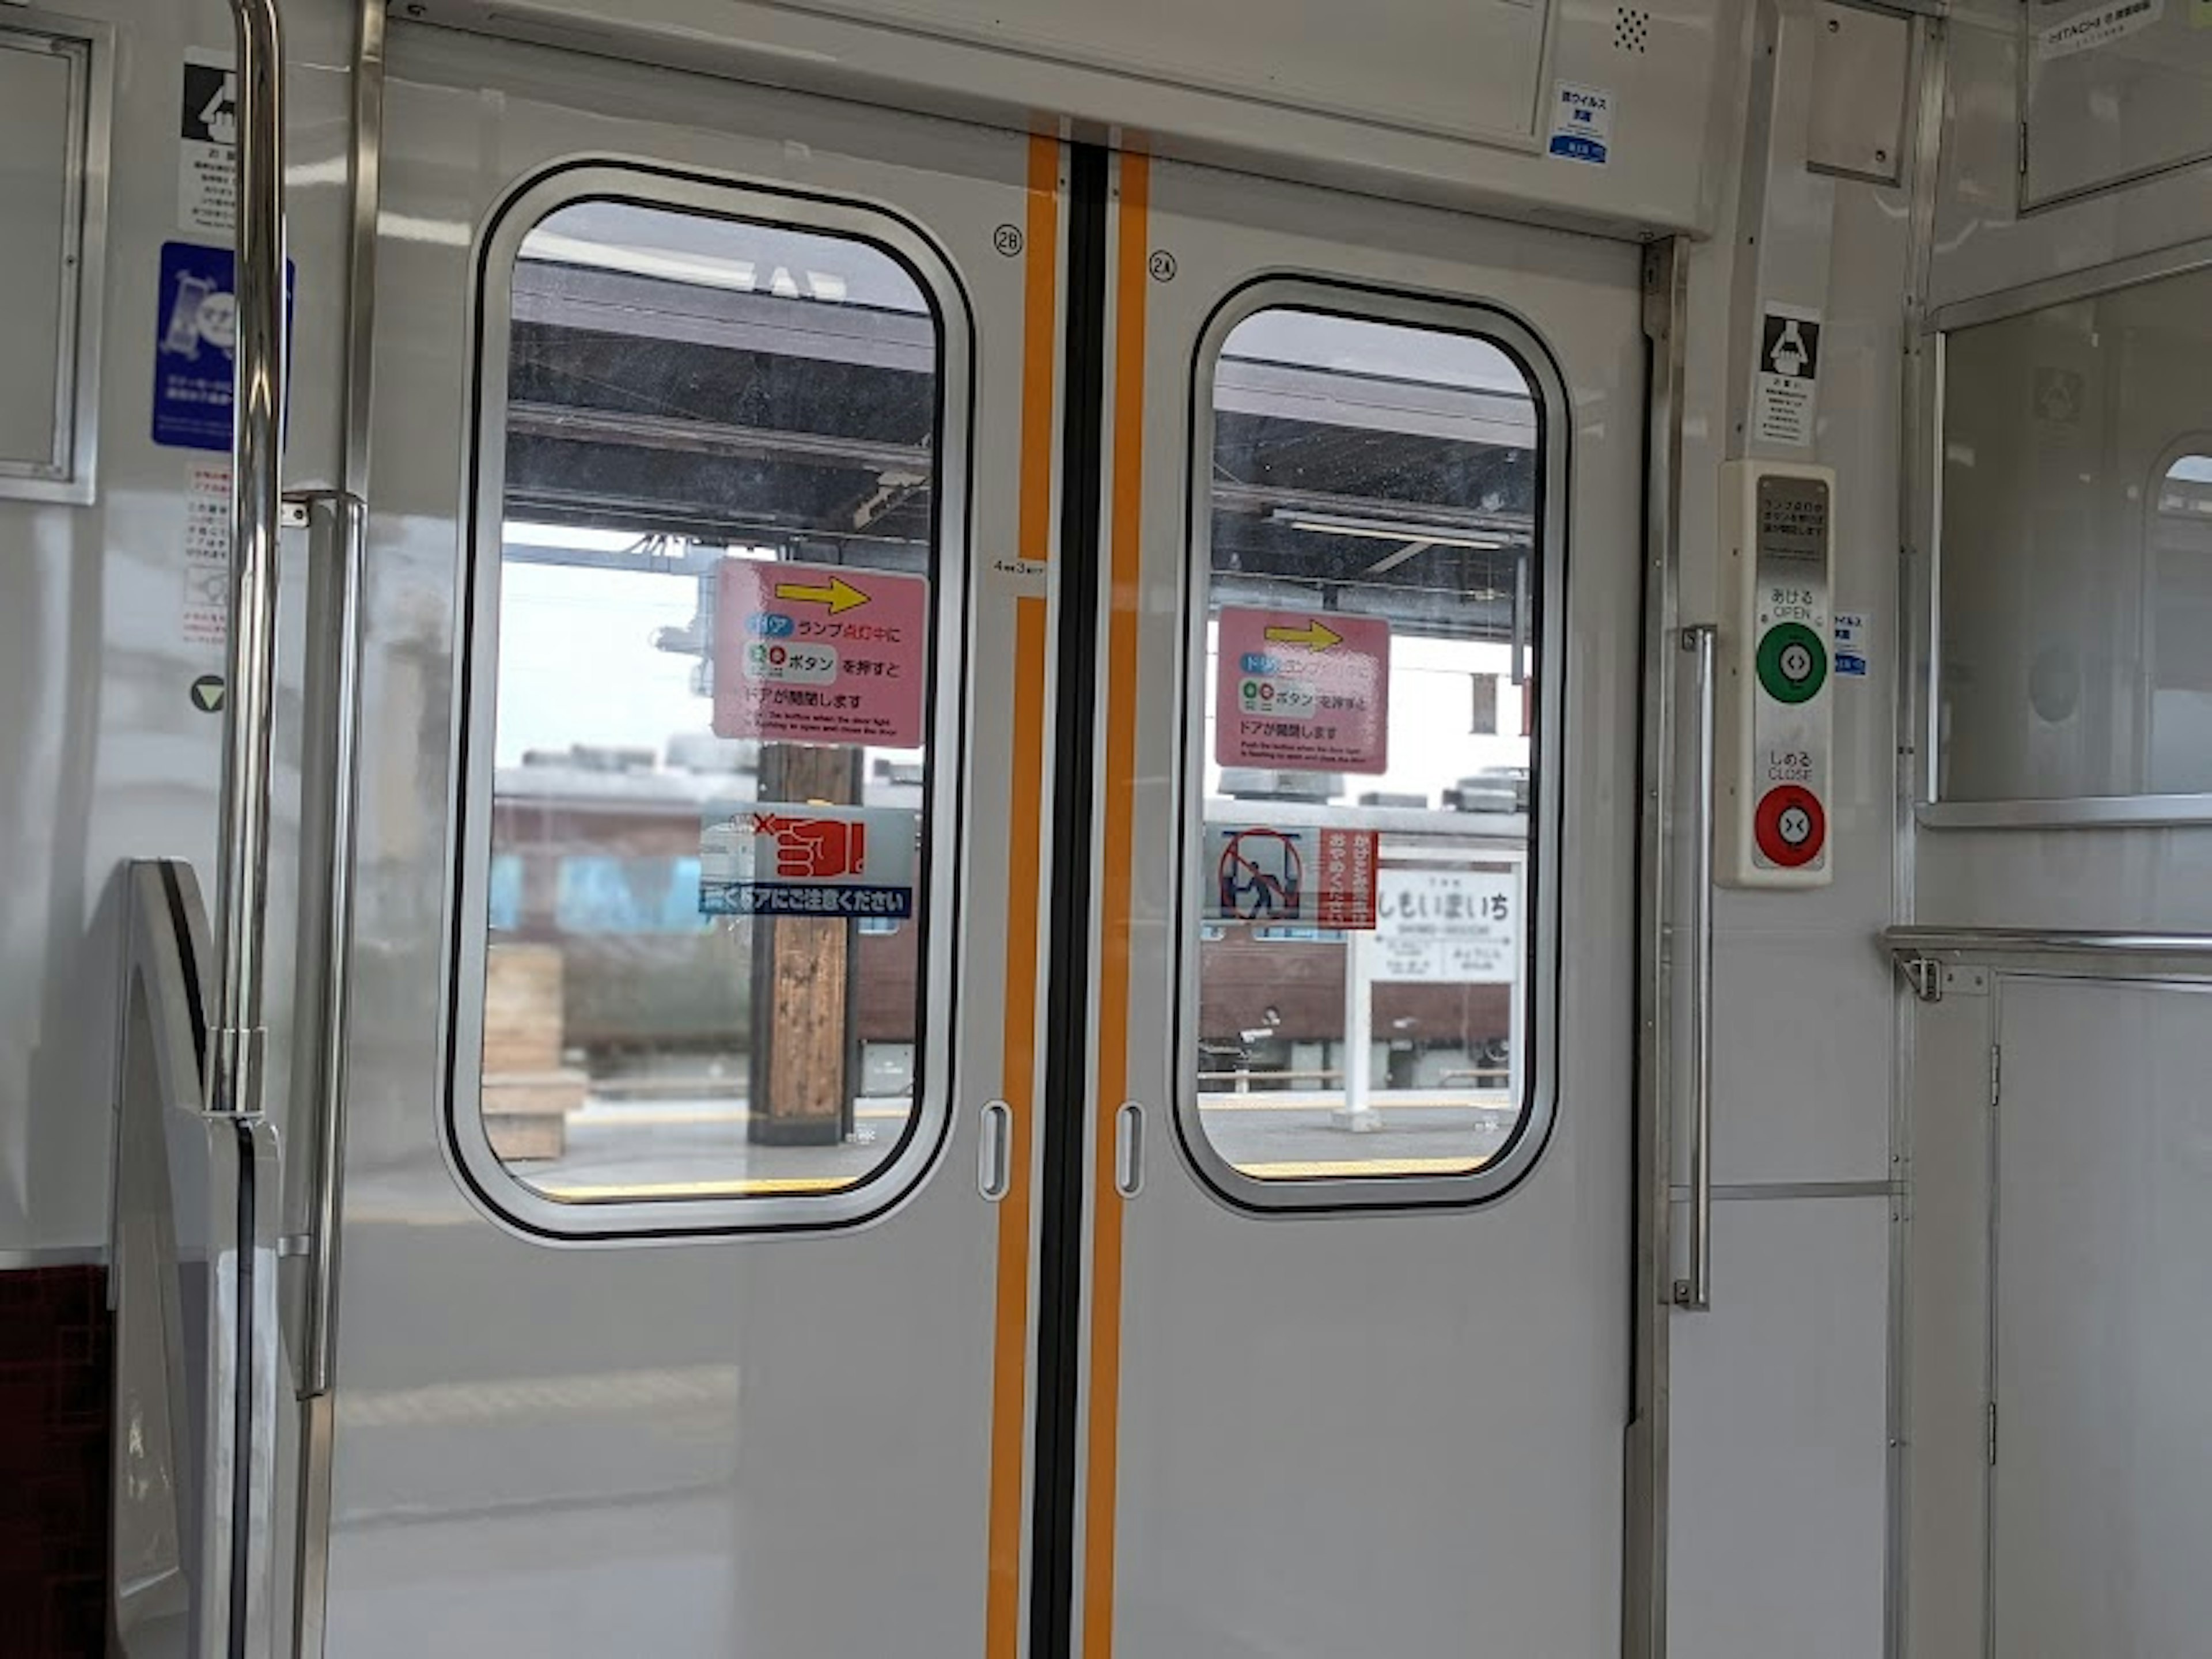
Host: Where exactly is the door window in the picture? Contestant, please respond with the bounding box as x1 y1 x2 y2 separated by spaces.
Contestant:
1181 293 1560 1202
453 175 965 1228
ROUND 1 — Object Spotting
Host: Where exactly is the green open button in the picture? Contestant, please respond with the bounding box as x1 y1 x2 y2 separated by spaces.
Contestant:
1756 621 1827 704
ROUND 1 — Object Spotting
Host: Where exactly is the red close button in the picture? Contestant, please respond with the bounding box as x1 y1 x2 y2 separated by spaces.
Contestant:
1754 785 1826 868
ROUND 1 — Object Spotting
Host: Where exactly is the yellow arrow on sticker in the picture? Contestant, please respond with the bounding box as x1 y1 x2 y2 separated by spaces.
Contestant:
774 576 871 614
1264 619 1343 650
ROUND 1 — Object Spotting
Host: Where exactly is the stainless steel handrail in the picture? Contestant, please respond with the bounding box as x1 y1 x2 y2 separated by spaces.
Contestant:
1885 926 2212 960
1884 925 2212 973
1675 623 1717 1312
207 0 287 1120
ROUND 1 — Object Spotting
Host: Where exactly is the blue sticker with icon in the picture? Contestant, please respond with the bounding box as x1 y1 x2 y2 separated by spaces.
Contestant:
153 241 294 451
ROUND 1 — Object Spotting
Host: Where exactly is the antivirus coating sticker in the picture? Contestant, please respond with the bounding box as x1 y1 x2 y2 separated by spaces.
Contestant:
1547 82 1613 165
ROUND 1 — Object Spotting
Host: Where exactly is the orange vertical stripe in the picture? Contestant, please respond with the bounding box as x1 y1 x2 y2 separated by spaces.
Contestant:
1019 137 1060 571
986 134 1060 1659
1082 147 1150 1659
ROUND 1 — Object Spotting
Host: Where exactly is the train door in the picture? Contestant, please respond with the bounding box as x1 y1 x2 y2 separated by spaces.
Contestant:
1049 156 1643 1654
310 25 1054 1657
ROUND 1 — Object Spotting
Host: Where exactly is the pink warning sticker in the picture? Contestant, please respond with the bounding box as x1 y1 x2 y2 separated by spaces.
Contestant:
713 559 929 747
1214 607 1391 774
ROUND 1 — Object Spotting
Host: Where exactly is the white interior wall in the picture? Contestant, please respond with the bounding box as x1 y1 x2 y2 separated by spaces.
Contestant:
400 0 1739 237
1907 3 2212 1652
0 0 358 1260
1662 5 1917 1652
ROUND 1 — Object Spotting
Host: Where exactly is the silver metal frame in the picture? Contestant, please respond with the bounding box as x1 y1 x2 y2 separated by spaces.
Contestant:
291 11 386 1657
448 162 976 1240
1926 232 2212 337
0 10 112 505
1889 19 1946 1659
1916 233 2212 830
1171 275 1571 1213
1673 622 1716 1311
1625 231 1688 1659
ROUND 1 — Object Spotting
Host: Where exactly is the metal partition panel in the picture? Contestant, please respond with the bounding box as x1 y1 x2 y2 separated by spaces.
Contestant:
1902 964 1995 1659
108 861 282 1659
1988 976 2212 1659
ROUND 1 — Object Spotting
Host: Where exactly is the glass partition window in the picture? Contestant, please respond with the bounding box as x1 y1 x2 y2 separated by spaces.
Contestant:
470 194 944 1207
1186 304 1547 1190
1938 264 2212 806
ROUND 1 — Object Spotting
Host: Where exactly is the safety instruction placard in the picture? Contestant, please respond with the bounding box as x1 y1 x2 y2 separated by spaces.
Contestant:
152 242 294 452
1206 824 1378 929
1753 304 1822 449
182 461 230 649
699 803 918 918
179 51 237 234
713 559 928 747
1372 868 1520 984
1215 607 1390 774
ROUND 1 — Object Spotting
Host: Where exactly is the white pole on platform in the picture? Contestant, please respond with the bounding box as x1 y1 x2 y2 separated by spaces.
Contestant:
1335 929 1380 1132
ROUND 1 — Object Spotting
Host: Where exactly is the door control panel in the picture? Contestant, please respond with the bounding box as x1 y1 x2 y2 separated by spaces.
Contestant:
1717 461 1834 888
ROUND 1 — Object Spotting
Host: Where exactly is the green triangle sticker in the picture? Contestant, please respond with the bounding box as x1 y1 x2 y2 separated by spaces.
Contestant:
191 675 226 713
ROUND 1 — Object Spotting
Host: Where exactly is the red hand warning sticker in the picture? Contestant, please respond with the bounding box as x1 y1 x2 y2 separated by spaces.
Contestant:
1206 824 1378 930
1215 607 1391 774
699 803 918 918
713 558 928 747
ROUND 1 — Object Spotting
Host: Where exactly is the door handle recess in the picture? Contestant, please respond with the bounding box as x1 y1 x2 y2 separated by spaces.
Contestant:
979 1101 1013 1200
1114 1103 1145 1198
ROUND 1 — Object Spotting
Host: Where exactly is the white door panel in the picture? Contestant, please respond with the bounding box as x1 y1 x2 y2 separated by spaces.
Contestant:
325 28 1042 1657
320 33 1649 1656
1090 156 1643 1656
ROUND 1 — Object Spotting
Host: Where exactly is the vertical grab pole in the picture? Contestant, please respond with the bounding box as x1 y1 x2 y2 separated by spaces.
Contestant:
1675 623 1718 1310
208 0 287 1120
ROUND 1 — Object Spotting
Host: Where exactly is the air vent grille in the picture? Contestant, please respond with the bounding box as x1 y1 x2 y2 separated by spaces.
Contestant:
1615 6 1652 52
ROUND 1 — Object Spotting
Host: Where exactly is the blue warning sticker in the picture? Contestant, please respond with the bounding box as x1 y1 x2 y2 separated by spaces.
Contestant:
152 241 294 451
